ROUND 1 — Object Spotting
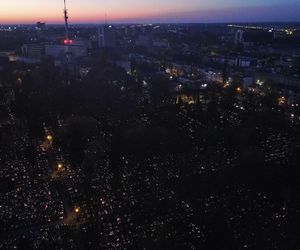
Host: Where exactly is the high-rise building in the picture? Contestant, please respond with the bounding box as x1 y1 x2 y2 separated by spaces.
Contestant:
235 30 244 44
21 43 45 58
98 25 116 48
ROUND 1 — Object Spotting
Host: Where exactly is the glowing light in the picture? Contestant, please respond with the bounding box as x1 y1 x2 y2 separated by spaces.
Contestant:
256 79 264 86
57 163 63 170
47 135 53 142
285 29 294 36
223 83 230 88
236 87 242 93
278 96 286 106
64 39 73 45
17 77 23 84
75 207 80 213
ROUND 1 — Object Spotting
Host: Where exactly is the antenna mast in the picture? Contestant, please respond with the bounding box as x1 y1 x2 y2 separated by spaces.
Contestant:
63 0 70 45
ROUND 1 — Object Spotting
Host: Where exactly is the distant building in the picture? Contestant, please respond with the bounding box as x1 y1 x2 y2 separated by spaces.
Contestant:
242 76 254 89
98 25 116 48
115 61 131 74
45 44 87 59
135 34 152 47
36 22 46 30
45 45 68 58
72 38 92 50
0 57 9 71
235 30 244 44
21 43 44 58
243 31 274 46
237 57 252 68
201 69 224 83
8 55 40 64
153 39 169 49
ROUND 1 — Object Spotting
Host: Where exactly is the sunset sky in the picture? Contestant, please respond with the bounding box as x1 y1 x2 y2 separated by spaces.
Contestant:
0 0 299 24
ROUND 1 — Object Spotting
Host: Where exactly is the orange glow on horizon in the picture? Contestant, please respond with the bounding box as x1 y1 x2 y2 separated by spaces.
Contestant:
0 1 184 24
0 12 166 24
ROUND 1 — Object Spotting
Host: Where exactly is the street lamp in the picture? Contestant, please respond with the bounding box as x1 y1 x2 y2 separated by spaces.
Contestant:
57 163 63 170
47 135 53 142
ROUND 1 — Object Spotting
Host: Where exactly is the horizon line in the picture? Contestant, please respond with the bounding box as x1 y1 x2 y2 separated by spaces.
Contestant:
1 20 300 26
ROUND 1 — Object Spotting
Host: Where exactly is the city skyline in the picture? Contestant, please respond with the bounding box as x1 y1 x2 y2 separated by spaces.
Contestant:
0 0 300 24
1 0 300 248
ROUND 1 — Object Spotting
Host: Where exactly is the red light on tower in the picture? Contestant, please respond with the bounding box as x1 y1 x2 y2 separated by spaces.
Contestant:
64 39 73 45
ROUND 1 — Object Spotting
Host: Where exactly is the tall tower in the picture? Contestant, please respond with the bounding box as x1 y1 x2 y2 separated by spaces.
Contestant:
63 0 72 46
62 0 74 81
